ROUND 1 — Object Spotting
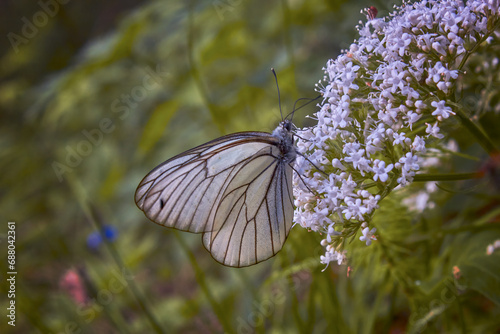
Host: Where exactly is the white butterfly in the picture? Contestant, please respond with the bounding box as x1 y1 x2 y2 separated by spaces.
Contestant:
135 120 296 267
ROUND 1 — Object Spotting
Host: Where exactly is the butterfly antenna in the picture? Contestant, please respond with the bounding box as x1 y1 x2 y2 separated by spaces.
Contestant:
287 94 322 123
271 68 283 121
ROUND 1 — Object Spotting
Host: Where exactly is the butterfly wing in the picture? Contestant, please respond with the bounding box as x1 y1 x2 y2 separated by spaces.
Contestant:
202 145 294 267
135 132 293 267
135 132 293 254
135 131 294 267
136 132 275 232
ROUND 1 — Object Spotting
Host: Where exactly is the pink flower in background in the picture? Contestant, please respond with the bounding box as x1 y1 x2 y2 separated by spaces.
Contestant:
59 269 88 305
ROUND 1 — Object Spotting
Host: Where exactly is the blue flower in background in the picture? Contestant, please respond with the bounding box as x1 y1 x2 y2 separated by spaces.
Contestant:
86 232 102 250
102 225 118 242
86 225 118 250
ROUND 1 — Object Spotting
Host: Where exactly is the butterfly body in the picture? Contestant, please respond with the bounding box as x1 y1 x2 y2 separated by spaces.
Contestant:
135 120 296 267
272 120 296 164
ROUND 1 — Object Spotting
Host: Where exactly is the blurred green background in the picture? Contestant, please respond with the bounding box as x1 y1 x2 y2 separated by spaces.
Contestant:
1 0 500 333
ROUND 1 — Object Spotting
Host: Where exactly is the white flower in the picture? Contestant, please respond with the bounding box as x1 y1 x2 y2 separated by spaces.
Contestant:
405 111 422 129
314 205 333 226
446 140 459 152
412 135 426 153
343 197 368 220
363 195 380 213
432 40 448 56
399 152 420 172
320 249 347 271
431 100 456 120
326 224 340 242
397 168 416 186
335 250 347 265
425 122 445 139
344 149 370 173
340 175 357 197
372 160 394 182
343 142 361 155
388 69 408 92
332 158 346 170
331 107 351 129
486 239 500 255
393 132 409 146
359 227 377 246
414 100 426 110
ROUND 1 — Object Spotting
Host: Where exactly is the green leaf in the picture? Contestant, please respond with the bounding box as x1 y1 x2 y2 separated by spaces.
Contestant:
137 100 179 154
459 253 500 306
448 226 500 306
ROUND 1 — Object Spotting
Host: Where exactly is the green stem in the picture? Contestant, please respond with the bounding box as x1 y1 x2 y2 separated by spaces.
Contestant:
451 19 500 154
280 252 304 332
174 231 234 333
441 149 481 162
68 177 165 334
413 172 482 182
89 205 164 333
442 223 500 235
408 208 500 244
280 0 298 99
457 19 500 71
187 0 225 134
376 234 415 297
450 102 498 154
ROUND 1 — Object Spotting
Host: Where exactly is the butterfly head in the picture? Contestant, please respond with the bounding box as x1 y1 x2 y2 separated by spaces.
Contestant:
272 120 293 138
283 119 293 132
272 120 296 163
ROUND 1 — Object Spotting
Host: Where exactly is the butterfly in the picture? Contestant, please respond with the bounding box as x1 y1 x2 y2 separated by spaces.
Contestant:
135 118 297 267
135 70 319 267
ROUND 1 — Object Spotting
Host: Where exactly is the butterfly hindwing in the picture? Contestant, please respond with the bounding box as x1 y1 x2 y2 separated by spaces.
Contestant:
202 145 294 267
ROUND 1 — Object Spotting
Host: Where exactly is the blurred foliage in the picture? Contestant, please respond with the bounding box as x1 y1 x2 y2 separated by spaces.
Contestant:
0 0 499 333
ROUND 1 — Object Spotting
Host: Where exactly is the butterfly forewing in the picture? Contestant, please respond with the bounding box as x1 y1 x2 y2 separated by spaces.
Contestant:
136 133 275 232
136 127 295 267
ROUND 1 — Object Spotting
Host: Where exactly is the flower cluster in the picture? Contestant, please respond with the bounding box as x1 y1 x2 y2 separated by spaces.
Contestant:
293 0 500 269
